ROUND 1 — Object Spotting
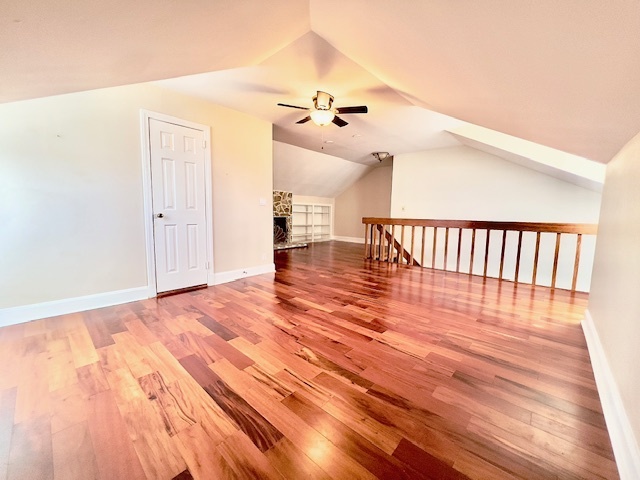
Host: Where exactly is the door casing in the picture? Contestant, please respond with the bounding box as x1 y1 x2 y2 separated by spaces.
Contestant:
140 110 214 297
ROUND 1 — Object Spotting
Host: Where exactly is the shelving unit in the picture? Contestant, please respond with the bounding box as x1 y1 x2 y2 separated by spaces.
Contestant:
291 204 331 243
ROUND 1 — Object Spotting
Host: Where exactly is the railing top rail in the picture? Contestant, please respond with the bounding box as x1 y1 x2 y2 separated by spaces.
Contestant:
362 217 598 235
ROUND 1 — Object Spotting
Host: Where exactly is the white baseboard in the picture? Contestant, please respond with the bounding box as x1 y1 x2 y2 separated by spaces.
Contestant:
582 310 640 480
210 263 275 285
0 286 149 327
332 236 365 244
0 262 276 327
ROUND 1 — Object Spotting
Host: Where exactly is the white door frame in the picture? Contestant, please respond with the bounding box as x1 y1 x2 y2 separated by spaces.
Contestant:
140 109 214 297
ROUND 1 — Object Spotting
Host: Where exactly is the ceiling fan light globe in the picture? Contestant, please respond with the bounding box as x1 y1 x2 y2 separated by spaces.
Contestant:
310 109 335 126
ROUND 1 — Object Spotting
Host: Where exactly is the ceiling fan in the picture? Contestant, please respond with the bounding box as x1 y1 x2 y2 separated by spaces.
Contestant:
277 91 368 127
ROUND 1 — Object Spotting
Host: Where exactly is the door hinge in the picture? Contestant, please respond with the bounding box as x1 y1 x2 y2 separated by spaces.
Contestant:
202 140 207 149
205 261 210 269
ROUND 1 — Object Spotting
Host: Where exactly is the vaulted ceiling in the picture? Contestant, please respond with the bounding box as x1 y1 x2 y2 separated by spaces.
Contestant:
155 31 463 163
2 0 639 164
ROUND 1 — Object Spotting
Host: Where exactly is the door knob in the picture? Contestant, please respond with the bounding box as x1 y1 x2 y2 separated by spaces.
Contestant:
156 213 164 218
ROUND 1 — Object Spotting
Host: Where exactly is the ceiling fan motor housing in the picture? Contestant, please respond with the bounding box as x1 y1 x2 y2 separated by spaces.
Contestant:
313 91 334 110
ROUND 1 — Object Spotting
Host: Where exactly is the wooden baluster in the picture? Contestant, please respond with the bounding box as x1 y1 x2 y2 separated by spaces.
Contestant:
420 226 426 267
381 225 387 262
572 234 583 291
389 225 395 262
499 230 507 280
432 227 438 269
551 232 561 289
372 225 378 260
532 232 541 286
371 225 376 260
370 224 376 259
514 231 523 284
444 227 449 270
483 230 491 277
456 229 463 273
378 225 384 260
383 227 390 263
469 229 476 275
373 225 378 260
399 225 405 264
364 224 370 259
410 226 415 265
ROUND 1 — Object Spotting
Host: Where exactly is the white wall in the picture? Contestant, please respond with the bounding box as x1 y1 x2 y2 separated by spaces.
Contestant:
293 195 334 207
390 146 602 291
0 83 273 312
588 131 640 475
334 165 393 240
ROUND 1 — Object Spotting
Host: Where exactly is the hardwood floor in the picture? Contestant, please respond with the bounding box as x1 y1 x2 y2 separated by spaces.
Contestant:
0 241 618 479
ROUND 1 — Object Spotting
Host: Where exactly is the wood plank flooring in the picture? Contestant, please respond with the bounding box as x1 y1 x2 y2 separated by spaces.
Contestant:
0 241 618 479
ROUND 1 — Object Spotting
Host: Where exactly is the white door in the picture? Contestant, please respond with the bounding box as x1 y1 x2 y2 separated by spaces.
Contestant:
149 118 208 293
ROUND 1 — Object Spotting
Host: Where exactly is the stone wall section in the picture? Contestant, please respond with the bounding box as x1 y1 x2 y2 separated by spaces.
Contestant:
273 190 292 244
273 190 292 216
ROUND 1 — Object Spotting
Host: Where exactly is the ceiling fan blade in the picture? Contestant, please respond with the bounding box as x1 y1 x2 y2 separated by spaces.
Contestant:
296 116 312 124
332 116 348 127
278 103 309 110
335 106 368 114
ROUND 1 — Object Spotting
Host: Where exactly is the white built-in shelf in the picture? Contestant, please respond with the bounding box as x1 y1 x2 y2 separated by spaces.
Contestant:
292 204 331 243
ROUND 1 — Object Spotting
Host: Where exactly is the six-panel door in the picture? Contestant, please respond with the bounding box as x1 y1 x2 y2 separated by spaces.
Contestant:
149 118 208 293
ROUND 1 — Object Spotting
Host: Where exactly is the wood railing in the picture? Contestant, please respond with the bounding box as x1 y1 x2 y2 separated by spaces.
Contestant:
363 218 598 292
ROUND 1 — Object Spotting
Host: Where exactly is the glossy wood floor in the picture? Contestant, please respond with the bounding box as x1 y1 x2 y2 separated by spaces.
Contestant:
0 241 618 479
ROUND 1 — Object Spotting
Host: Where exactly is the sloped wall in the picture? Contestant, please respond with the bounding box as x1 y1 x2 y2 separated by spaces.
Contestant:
273 141 370 198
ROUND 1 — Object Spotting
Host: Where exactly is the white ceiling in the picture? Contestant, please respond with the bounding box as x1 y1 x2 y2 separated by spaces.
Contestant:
156 32 462 163
2 0 640 165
